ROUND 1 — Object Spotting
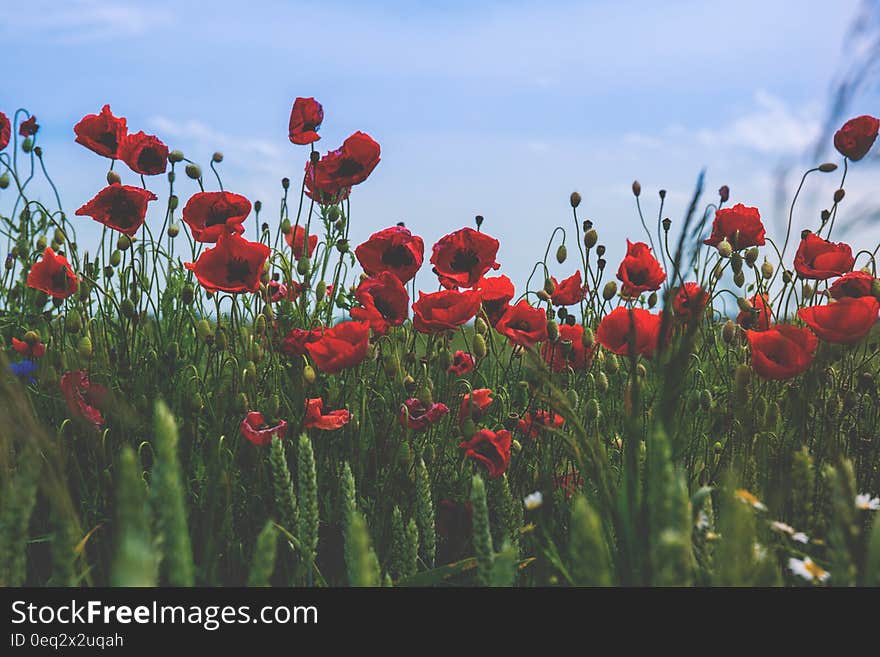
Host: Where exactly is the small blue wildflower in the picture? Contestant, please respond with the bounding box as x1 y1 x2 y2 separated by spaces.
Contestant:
9 359 38 383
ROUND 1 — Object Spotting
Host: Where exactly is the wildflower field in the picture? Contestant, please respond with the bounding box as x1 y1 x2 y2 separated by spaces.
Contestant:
1 101 879 589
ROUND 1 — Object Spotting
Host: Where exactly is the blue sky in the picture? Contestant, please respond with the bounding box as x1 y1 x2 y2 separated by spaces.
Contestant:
2 0 878 293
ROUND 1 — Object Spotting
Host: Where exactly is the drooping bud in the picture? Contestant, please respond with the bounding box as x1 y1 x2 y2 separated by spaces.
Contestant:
547 319 560 341
818 162 837 173
596 371 609 393
761 258 773 279
744 247 759 267
297 257 311 277
543 278 555 295
556 244 567 264
585 398 600 421
185 163 202 180
717 239 733 258
570 191 582 208
168 224 180 238
0 173 9 189
214 328 228 351
733 270 745 287
303 364 317 385
77 335 93 358
117 234 133 251
475 317 488 335
721 319 737 344
782 269 793 285
833 188 845 203
315 280 327 300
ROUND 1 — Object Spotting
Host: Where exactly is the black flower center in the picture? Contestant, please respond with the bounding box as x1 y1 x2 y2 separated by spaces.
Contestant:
381 245 414 268
226 258 252 283
509 320 531 332
97 131 118 151
51 266 70 291
111 196 137 228
373 295 396 320
206 200 233 227
138 147 164 172
336 158 364 179
450 249 479 273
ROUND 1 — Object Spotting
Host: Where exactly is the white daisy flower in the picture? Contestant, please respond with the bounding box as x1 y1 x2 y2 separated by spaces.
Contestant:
792 532 809 544
855 494 880 511
734 489 767 511
523 491 543 511
770 521 794 535
788 557 830 583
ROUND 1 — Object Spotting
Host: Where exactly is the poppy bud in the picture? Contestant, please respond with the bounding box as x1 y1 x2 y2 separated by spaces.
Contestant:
168 171 175 183
782 269 793 285
719 185 730 203
103 265 114 279
717 239 733 258
556 244 567 264
474 215 484 228
736 297 753 314
605 353 619 375
52 227 66 244
570 191 582 208
733 270 745 287
77 335 92 358
470 317 486 336
647 292 657 308
303 364 317 385
116 234 133 251
120 298 135 318
165 149 183 163
662 217 671 232
818 162 837 173
185 163 201 180
585 398 600 421
0 173 9 189
297 257 310 276
802 283 814 299
597 258 607 270
166 194 179 210
602 281 617 300
207 151 222 164
761 258 773 279
536 289 550 302
833 188 845 203
109 250 121 267
168 224 180 238
721 319 737 344
582 326 595 348
584 228 598 249
195 319 214 342
280 219 292 235
4 254 12 269
214 328 228 351
547 319 560 341
596 244 606 257
596 371 609 393
745 247 759 267
181 284 194 305
20 137 32 153
543 277 555 295
473 333 488 359
315 280 326 300
631 180 641 197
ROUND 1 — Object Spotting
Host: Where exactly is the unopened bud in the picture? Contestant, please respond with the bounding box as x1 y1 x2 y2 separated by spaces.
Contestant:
719 185 730 203
761 258 773 279
584 228 598 249
169 150 184 163
733 270 745 287
570 191 582 208
833 188 845 203
473 333 488 359
602 281 617 300
297 257 311 276
647 292 658 308
475 317 488 335
556 244 567 264
168 224 180 238
107 170 121 185
77 335 93 358
818 162 837 173
802 283 814 299
631 180 641 197
717 239 733 258
547 319 559 341
722 319 737 344
185 163 202 180
303 364 317 385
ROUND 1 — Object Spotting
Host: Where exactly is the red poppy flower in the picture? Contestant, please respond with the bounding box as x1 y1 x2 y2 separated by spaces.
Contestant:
517 410 564 439
833 115 879 161
448 350 476 375
703 203 765 250
239 411 288 446
399 398 450 431
746 324 817 380
672 282 710 319
305 321 371 374
280 327 322 357
117 131 168 176
458 388 493 428
285 225 319 260
430 227 500 289
288 97 324 145
305 131 381 204
797 296 879 345
794 233 854 280
551 271 587 306
542 323 596 372
74 105 128 159
27 247 78 299
75 184 158 236
475 275 515 325
616 240 666 297
184 233 270 293
11 336 46 359
596 306 662 358
182 191 250 243
458 429 512 479
19 115 38 137
303 398 351 430
60 370 108 427
829 271 876 299
495 300 548 347
412 289 482 334
0 112 10 150
737 293 773 331
355 226 424 284
269 280 303 303
349 272 409 336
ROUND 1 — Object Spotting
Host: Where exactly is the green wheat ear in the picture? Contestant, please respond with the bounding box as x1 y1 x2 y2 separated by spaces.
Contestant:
389 505 406 580
471 474 493 587
346 509 381 587
569 494 613 586
248 521 279 587
414 458 436 567
490 474 520 553
152 400 195 586
296 433 319 578
490 540 518 587
112 446 158 587
404 516 419 578
269 436 297 533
